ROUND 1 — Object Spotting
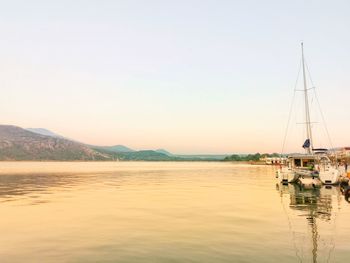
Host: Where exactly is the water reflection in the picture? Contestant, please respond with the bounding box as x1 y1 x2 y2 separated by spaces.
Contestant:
0 173 84 204
0 171 165 205
340 182 350 203
0 172 128 204
0 164 349 262
276 183 342 263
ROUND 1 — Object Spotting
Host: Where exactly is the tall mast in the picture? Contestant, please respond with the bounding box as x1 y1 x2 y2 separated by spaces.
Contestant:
301 43 313 153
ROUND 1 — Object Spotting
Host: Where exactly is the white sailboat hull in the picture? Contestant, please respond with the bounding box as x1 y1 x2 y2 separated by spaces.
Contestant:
277 168 299 183
319 167 341 185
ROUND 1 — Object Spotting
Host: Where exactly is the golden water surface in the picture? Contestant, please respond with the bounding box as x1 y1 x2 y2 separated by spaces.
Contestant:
0 162 349 262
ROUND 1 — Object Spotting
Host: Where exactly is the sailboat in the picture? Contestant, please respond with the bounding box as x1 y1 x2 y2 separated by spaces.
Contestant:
277 43 341 185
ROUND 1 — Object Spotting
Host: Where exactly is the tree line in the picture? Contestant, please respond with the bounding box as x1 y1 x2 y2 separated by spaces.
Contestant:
223 153 281 162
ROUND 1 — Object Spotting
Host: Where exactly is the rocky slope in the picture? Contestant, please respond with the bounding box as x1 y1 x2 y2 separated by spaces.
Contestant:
0 125 109 161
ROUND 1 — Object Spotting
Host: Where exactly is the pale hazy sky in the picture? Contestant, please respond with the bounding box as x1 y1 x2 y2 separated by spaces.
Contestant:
0 0 349 154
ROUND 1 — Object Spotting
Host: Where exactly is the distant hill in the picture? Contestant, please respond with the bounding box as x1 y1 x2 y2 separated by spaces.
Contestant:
94 145 135 153
0 125 231 161
92 147 180 161
117 150 178 161
155 149 173 156
177 154 229 160
26 128 64 138
0 125 109 161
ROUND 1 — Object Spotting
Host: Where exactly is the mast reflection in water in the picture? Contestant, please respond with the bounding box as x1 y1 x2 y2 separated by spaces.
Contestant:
276 183 342 263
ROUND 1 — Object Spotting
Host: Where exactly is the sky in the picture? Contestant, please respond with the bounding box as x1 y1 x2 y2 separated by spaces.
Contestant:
0 0 349 154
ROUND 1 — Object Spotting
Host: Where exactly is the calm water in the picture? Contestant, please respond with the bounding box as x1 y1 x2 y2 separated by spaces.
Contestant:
0 162 349 263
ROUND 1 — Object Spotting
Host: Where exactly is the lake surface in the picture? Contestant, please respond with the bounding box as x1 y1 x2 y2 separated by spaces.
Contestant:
0 162 349 262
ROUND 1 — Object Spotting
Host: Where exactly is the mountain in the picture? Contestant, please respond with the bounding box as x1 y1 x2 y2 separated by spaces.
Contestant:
155 149 173 156
117 150 177 161
177 154 229 160
27 129 135 154
94 145 135 153
93 148 181 161
26 128 64 138
0 125 109 161
0 125 229 161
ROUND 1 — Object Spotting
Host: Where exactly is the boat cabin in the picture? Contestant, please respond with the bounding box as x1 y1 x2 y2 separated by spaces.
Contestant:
287 154 316 170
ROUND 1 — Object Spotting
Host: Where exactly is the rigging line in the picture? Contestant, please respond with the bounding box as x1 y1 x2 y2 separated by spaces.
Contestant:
281 58 302 155
281 90 296 155
314 89 335 151
305 58 335 152
304 59 315 87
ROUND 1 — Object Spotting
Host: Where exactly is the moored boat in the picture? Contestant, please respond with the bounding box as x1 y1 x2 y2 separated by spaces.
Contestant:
277 43 341 186
277 165 299 183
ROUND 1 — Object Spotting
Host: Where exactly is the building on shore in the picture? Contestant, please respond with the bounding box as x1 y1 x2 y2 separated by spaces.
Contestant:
328 147 350 162
260 157 287 165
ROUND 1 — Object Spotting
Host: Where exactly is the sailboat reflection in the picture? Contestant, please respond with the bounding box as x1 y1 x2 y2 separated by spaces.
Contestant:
276 183 341 263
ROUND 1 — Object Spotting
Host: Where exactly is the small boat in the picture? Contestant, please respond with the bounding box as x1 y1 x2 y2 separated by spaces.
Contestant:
276 164 299 183
277 154 316 183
